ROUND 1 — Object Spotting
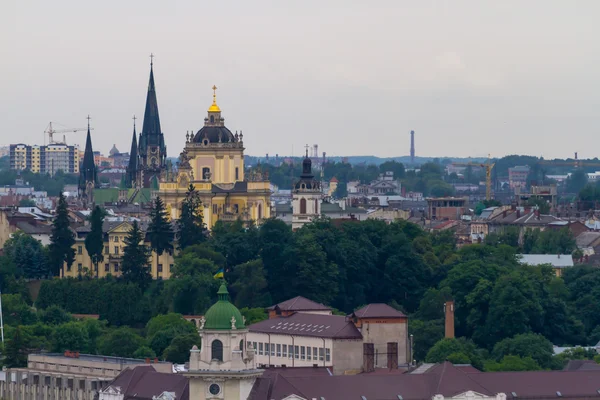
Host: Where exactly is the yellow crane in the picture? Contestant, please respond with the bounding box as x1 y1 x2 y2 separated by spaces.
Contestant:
451 155 496 201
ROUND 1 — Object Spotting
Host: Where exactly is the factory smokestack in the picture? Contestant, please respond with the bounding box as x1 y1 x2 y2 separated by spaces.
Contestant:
410 130 415 164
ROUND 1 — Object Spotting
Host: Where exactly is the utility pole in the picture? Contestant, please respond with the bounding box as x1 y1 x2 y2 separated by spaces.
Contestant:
0 289 4 344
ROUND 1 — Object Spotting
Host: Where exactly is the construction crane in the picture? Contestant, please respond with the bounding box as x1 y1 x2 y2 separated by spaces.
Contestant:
44 122 92 145
451 155 496 201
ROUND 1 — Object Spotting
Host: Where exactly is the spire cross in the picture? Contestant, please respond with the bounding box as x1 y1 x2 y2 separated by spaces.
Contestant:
304 144 309 157
132 115 137 128
212 85 218 104
86 115 91 129
150 53 154 66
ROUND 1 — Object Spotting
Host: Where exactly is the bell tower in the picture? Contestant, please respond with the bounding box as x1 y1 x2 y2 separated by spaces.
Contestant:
186 283 262 400
292 146 323 230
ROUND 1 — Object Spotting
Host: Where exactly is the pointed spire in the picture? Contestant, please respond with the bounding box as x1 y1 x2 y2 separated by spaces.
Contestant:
127 116 139 188
79 115 97 195
140 54 162 147
208 85 221 113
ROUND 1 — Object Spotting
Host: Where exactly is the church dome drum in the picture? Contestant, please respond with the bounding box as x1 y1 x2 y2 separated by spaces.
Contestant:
203 283 245 330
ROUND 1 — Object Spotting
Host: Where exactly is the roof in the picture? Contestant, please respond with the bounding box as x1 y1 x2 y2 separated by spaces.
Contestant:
563 359 600 371
15 221 52 235
102 366 188 400
518 254 574 268
249 313 362 340
576 231 600 248
203 283 245 330
193 125 236 144
249 361 600 400
351 303 407 319
268 296 331 312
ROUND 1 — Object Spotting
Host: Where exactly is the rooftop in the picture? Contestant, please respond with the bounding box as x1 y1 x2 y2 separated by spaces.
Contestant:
268 296 331 312
518 254 574 268
350 303 407 319
249 313 361 340
101 366 188 400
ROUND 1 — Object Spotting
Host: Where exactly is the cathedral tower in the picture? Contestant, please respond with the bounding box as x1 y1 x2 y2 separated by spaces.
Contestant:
292 148 322 230
78 116 97 203
126 117 139 188
137 55 167 188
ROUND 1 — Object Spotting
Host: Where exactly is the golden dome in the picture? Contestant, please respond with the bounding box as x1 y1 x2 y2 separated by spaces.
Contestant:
208 85 221 113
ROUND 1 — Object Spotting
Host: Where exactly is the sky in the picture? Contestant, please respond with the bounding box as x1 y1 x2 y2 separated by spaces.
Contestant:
1 1 599 159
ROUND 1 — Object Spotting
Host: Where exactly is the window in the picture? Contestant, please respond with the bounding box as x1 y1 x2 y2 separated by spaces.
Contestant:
259 343 264 356
282 344 287 358
319 348 324 361
271 343 275 357
210 115 215 123
67 264 72 272
301 346 306 360
114 246 119 255
114 263 119 272
212 204 218 214
77 246 82 255
326 348 331 362
114 236 119 242
313 347 318 360
239 339 244 354
294 346 299 359
300 198 307 214
258 204 262 220
104 246 109 254
158 264 163 272
233 204 239 214
277 344 281 357
211 340 223 361
169 264 173 272
265 343 269 356
202 167 211 180
307 347 311 361
77 263 82 272
104 264 109 272
235 167 239 180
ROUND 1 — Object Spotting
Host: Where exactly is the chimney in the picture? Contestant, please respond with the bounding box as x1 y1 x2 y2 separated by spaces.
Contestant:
444 301 455 339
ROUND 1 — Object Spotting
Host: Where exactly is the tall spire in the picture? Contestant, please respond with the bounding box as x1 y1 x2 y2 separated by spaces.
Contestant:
79 115 97 196
208 85 221 113
127 116 138 188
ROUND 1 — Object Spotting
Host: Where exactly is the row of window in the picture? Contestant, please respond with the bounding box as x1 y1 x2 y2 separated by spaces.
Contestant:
67 263 173 274
250 342 330 362
200 167 240 181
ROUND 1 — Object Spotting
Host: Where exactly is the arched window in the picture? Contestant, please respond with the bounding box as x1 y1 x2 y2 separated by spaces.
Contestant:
211 340 223 361
315 199 318 213
258 204 262 220
210 115 215 123
300 198 307 214
202 167 211 180
239 339 244 356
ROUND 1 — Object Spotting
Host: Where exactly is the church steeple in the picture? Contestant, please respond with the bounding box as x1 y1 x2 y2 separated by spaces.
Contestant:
79 115 97 200
140 55 162 146
126 116 138 188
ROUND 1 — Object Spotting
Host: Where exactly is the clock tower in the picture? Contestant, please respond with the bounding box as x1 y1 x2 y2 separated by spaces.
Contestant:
186 283 262 400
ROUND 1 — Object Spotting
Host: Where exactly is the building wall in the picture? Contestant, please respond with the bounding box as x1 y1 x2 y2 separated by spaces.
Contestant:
331 339 364 375
246 332 333 368
359 319 409 367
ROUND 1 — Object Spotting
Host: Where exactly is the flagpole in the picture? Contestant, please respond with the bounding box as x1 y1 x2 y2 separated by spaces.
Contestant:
0 289 4 344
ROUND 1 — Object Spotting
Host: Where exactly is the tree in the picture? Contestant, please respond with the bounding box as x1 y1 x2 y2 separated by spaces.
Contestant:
148 197 174 274
491 333 554 369
230 259 271 308
162 333 202 363
133 346 156 359
177 184 205 250
566 170 588 194
485 355 541 371
40 305 72 325
85 206 106 278
3 231 49 279
4 326 31 367
18 198 35 207
51 322 90 352
240 307 268 325
425 337 484 370
98 327 146 358
409 319 444 361
146 313 197 339
121 221 151 288
49 192 75 276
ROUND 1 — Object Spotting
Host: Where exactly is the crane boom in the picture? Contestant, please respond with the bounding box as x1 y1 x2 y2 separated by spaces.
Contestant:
451 155 495 201
44 122 93 145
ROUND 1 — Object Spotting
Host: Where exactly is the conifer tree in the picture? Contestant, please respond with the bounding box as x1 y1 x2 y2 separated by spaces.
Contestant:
148 196 173 274
85 206 106 278
121 220 151 288
49 192 75 276
177 184 205 250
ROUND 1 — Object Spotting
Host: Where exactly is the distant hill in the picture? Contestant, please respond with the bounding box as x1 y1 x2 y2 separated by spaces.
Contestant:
246 155 488 166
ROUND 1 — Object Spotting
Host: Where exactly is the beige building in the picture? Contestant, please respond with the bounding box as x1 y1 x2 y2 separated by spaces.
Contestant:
159 88 270 230
10 143 80 176
63 220 176 279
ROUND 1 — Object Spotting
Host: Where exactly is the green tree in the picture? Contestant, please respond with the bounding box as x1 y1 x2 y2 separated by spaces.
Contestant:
49 192 75 276
18 198 36 207
379 161 405 179
409 319 444 361
240 307 268 325
230 259 271 308
425 337 484 370
146 313 197 339
133 346 156 359
85 206 106 278
491 333 554 369
148 196 174 275
40 305 72 325
4 326 31 367
259 218 294 303
3 231 49 279
98 327 145 358
485 355 541 371
162 333 202 363
566 169 588 194
121 221 151 288
177 184 205 250
51 322 90 352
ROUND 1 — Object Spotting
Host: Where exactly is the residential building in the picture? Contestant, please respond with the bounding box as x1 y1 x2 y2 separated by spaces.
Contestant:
427 197 468 220
10 143 80 176
508 165 530 189
158 86 270 229
63 220 176 280
347 172 402 197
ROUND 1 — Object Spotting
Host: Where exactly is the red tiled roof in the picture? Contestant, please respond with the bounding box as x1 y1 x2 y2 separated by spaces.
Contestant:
249 313 361 339
351 303 407 319
268 296 331 312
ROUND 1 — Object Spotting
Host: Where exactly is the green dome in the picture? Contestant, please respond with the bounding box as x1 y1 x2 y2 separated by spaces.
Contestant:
204 282 245 330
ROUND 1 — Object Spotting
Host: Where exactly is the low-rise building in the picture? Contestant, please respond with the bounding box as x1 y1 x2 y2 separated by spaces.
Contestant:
518 254 574 277
427 197 468 220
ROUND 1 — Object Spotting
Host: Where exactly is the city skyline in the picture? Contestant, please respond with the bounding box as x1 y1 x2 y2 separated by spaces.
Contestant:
2 0 600 159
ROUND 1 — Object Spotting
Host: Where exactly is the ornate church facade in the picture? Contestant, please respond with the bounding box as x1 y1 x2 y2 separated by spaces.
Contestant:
159 86 270 229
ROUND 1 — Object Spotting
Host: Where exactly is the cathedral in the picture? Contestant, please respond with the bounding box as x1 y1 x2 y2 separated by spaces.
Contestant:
126 57 168 189
158 86 271 228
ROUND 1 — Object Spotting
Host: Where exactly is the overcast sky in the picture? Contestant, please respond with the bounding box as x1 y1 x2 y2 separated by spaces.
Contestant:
2 1 599 159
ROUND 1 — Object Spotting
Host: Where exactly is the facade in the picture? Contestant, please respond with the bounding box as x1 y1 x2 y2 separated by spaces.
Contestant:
158 87 270 230
292 152 322 230
10 143 80 175
126 60 168 189
247 298 409 375
185 283 262 400
427 197 468 220
62 221 175 280
508 165 530 189
99 365 188 400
